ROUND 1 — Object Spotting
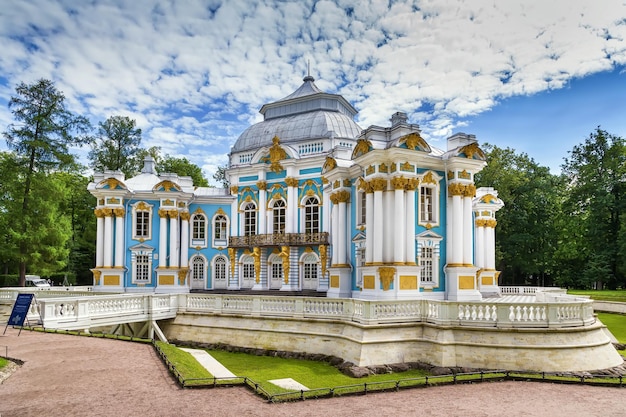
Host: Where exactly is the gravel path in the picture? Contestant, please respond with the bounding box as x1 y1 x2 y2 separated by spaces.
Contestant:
1 327 625 417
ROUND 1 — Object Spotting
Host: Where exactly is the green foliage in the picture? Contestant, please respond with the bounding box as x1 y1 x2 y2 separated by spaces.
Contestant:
475 144 562 285
560 128 626 289
88 115 142 178
213 165 229 188
158 155 209 187
155 342 213 380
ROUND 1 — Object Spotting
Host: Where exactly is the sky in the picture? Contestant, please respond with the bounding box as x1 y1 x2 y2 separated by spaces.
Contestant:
1 0 626 184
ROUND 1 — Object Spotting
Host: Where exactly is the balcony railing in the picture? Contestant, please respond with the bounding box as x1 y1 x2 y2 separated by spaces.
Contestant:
229 232 329 248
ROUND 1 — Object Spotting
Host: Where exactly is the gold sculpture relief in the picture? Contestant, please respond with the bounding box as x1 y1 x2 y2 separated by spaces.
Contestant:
323 156 337 172
422 171 437 185
178 268 189 285
94 208 105 218
379 267 396 291
379 163 388 173
256 180 267 191
168 209 179 219
113 208 125 218
391 176 407 190
333 180 340 189
371 177 387 192
279 246 290 284
102 208 114 217
458 170 471 180
252 247 261 284
319 245 328 277
343 178 351 187
400 161 415 172
400 132 429 151
485 219 498 228
179 211 190 221
321 176 329 184
352 138 373 158
462 184 477 197
285 177 299 187
336 190 351 203
480 194 498 204
365 165 375 176
135 201 149 211
475 219 488 227
108 197 121 204
460 142 486 160
230 185 239 195
104 178 124 190
448 183 463 196
269 136 287 173
405 178 420 190
216 207 226 215
92 270 102 286
447 171 455 180
162 198 175 206
228 248 236 276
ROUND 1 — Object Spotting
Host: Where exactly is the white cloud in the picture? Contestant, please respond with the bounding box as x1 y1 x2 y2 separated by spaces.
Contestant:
0 0 625 169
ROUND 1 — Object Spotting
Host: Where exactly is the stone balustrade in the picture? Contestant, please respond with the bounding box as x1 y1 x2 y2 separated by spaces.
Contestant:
0 288 597 332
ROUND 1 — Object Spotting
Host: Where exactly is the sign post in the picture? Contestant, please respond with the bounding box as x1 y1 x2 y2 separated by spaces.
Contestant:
3 293 35 336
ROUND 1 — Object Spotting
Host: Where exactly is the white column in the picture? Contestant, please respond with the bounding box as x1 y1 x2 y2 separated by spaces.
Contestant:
180 213 189 268
169 211 179 268
159 210 167 268
486 222 496 270
373 188 384 264
114 209 125 267
475 220 485 268
451 193 463 265
383 191 393 263
393 181 405 264
331 196 338 264
258 184 267 235
338 199 347 265
103 210 113 268
230 191 239 236
463 194 474 266
365 190 374 265
405 186 416 264
286 178 298 233
95 210 104 268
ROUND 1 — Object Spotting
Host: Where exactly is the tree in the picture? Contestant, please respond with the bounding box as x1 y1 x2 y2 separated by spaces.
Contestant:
213 165 230 188
3 79 91 286
158 155 209 187
475 144 562 286
560 128 626 289
88 115 142 178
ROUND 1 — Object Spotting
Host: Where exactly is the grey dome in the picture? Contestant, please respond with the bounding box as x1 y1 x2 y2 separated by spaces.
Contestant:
231 76 362 153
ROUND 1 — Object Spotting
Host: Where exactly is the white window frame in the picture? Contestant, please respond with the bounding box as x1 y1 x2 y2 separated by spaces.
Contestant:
242 202 257 236
416 232 442 289
132 202 153 241
191 255 207 286
357 189 366 226
418 171 442 228
212 214 229 248
302 196 320 234
272 199 286 235
191 212 207 248
213 255 228 287
130 245 154 284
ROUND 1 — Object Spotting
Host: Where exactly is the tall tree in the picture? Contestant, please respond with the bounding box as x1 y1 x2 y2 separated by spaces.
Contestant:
213 165 230 188
560 128 626 289
2 79 91 286
475 144 562 286
88 115 142 178
158 155 209 187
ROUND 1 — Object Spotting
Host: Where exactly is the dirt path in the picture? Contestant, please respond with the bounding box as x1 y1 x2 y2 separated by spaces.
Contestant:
0 328 625 417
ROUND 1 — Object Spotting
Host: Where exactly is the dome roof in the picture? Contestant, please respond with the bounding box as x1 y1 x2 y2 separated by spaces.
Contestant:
231 76 362 153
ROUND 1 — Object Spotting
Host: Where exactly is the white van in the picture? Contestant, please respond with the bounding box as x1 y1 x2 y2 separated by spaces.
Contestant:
25 275 51 288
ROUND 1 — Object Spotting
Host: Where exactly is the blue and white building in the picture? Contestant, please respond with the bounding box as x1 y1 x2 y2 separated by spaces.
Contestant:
88 75 503 301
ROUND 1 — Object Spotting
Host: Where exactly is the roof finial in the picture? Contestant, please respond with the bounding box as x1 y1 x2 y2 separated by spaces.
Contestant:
303 60 315 82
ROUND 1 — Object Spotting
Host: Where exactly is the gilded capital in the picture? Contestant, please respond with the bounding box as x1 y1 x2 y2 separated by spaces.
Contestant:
336 190 351 203
285 177 299 187
405 178 420 191
102 208 114 217
168 209 179 219
180 211 191 221
448 183 463 196
462 184 476 197
391 176 407 190
371 177 387 192
485 219 498 228
256 180 267 191
230 185 239 195
158 209 168 218
113 208 125 218
475 219 488 228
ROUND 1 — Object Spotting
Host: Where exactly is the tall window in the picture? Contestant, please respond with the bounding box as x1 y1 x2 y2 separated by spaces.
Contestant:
303 255 318 281
243 202 257 236
192 256 205 282
214 256 227 282
272 200 286 234
358 191 367 225
243 261 255 281
304 197 320 234
420 187 433 222
132 202 152 241
271 262 283 280
213 214 228 247
191 213 206 247
135 254 150 281
420 247 434 283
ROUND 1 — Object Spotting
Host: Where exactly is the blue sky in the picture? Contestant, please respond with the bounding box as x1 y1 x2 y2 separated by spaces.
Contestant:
1 0 626 183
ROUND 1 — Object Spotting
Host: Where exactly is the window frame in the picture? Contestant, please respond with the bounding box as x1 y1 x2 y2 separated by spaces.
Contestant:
243 202 257 236
303 196 320 234
132 202 153 241
191 212 207 248
130 244 154 284
272 199 286 235
212 214 229 248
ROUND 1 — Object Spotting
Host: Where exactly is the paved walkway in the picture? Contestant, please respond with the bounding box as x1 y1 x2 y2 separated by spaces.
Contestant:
1 328 626 417
179 348 236 378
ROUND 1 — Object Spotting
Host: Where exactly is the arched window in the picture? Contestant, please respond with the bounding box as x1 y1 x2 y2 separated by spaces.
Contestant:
191 213 207 247
213 214 228 246
214 255 227 287
132 202 152 241
272 200 286 234
192 256 205 282
418 171 442 227
303 197 319 234
302 252 319 290
243 202 257 236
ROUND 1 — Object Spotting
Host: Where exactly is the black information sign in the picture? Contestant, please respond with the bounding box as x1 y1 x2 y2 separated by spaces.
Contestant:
3 293 34 335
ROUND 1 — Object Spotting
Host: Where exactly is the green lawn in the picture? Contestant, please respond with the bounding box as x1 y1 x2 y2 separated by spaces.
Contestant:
0 357 8 370
597 312 626 344
208 349 429 394
568 289 626 303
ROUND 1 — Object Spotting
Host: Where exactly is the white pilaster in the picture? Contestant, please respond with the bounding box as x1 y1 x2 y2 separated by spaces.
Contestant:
159 211 167 268
338 200 347 265
103 211 113 268
405 188 416 264
114 210 124 267
393 186 405 264
180 213 189 268
365 190 374 264
463 195 474 266
96 211 104 268
451 194 463 265
169 212 179 268
373 189 384 264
